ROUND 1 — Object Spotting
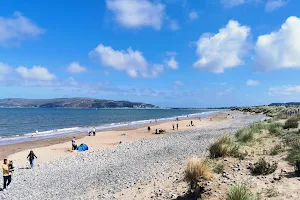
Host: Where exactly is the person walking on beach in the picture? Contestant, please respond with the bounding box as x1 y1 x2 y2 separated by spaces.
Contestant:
172 124 175 130
72 137 77 150
147 126 151 132
2 159 10 190
27 150 37 169
176 123 178 130
93 127 96 136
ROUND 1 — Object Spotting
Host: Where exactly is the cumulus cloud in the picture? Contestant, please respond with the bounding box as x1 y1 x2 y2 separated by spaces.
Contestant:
16 66 56 81
0 62 12 80
0 11 44 46
265 0 287 12
90 44 163 78
166 56 179 70
106 0 165 30
188 11 198 20
169 20 180 30
269 85 300 96
174 81 184 89
255 16 300 71
193 20 250 73
246 79 260 86
67 62 87 74
221 0 246 7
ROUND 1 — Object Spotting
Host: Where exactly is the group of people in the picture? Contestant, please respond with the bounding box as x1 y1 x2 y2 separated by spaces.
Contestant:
2 150 37 190
172 123 179 130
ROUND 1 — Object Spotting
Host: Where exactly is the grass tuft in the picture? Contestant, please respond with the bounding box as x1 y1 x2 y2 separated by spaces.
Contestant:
209 135 240 158
185 158 212 191
268 122 284 136
284 117 299 129
226 184 257 200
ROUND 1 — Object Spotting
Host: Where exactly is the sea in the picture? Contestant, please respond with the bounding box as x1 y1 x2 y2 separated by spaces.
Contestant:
0 108 219 145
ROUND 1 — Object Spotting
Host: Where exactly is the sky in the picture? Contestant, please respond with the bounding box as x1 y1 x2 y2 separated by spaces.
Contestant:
0 0 300 108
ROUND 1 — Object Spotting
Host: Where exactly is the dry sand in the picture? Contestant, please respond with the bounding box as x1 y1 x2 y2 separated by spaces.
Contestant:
3 114 227 166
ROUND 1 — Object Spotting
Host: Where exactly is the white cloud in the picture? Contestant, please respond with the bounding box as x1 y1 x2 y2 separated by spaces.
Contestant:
90 44 163 78
246 79 260 86
221 0 246 7
0 11 44 46
193 20 250 73
269 85 300 96
174 81 184 89
265 0 287 12
147 64 164 78
16 66 56 81
67 62 87 74
255 16 300 71
106 0 165 30
166 56 179 69
0 62 12 80
188 11 198 20
169 20 180 30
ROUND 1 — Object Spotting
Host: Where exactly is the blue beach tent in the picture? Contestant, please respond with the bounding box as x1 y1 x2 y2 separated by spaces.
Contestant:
77 143 89 152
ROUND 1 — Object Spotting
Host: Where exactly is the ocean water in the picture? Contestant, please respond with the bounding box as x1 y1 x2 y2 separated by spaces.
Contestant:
0 108 219 145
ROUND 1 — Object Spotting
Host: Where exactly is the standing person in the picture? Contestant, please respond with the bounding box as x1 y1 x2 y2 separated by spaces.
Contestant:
72 137 77 150
191 121 193 126
172 124 175 130
176 123 178 130
2 159 10 190
147 126 151 132
93 127 96 136
8 160 14 186
27 150 37 169
35 130 39 139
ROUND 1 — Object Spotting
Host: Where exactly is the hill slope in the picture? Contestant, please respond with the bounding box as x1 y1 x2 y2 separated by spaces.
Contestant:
0 98 158 108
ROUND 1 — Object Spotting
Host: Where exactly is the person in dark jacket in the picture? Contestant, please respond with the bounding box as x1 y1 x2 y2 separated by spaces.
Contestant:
27 150 37 169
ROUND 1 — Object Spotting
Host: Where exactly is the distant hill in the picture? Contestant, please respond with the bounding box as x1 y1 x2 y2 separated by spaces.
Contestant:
269 102 300 106
0 98 159 109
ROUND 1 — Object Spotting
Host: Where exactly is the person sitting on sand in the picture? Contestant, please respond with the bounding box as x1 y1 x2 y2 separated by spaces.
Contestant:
72 137 77 150
2 159 10 190
155 129 158 134
147 126 151 132
27 150 37 169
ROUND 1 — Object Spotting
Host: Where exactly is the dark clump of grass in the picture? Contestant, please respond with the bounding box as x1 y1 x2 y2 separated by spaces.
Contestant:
226 184 257 200
209 135 239 158
268 122 284 136
269 144 284 155
286 139 300 165
250 158 277 175
284 117 299 129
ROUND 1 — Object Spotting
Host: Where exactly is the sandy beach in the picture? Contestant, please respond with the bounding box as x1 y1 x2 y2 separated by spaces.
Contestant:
2 114 224 165
0 111 266 200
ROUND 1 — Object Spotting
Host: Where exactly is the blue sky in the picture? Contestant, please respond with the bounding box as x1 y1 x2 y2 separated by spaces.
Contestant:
0 0 300 108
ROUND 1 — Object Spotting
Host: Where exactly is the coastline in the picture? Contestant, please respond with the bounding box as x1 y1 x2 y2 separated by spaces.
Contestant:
2 113 226 165
0 109 220 145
